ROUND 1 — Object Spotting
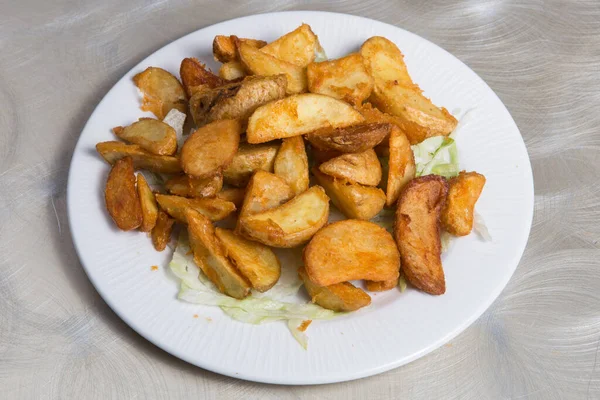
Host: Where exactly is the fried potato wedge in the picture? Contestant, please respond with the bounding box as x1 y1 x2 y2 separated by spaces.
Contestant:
386 125 416 206
355 102 405 148
188 80 241 127
274 136 309 195
238 170 294 220
247 93 364 144
215 228 281 292
180 57 227 97
133 67 187 119
306 122 389 153
395 175 448 295
238 186 329 248
155 194 236 222
136 173 158 232
213 35 267 63
186 209 250 299
238 42 307 94
298 267 371 312
152 210 175 251
261 24 322 67
441 171 486 236
307 53 373 105
365 278 398 292
360 36 415 89
223 143 280 187
104 157 142 231
180 119 241 178
96 141 182 174
113 118 177 155
165 173 223 198
312 168 385 220
318 149 381 186
216 187 246 209
219 61 246 80
304 220 400 286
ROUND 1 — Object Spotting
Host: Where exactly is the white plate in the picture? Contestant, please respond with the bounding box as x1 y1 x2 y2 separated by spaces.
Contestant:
67 11 534 385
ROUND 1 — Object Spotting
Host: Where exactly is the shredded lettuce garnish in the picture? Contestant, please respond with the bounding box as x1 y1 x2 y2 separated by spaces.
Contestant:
412 136 459 179
162 109 187 150
473 210 492 241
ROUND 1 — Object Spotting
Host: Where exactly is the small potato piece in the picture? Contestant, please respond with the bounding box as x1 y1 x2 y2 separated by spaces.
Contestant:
105 157 142 231
247 93 364 144
274 136 309 195
307 53 374 105
152 210 175 251
155 194 236 222
312 168 385 220
304 220 400 286
186 209 250 299
180 57 227 97
133 67 187 119
238 170 294 220
365 278 398 292
355 102 405 147
216 187 246 209
298 267 371 312
213 35 267 63
306 123 390 153
96 141 181 174
386 125 416 206
238 186 329 248
113 118 177 155
137 174 158 232
395 175 448 295
219 61 246 80
261 24 321 67
360 36 415 89
180 119 241 178
318 149 381 186
215 228 281 292
441 171 486 236
165 173 223 198
223 143 279 187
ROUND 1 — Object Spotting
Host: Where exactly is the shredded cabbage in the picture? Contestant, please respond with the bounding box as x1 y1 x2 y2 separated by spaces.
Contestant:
473 210 492 241
412 136 459 178
398 274 407 293
162 109 187 150
314 45 327 62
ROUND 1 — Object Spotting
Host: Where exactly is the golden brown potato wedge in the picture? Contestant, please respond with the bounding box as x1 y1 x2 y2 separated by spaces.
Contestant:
219 61 246 80
136 173 158 232
155 194 236 222
307 53 373 105
395 175 448 295
113 118 177 156
213 35 267 63
96 141 182 174
318 149 381 186
298 267 371 312
165 173 223 198
238 186 329 248
274 136 309 195
260 24 322 67
104 157 142 231
360 36 415 89
441 171 486 236
247 93 364 144
355 102 405 148
238 170 294 220
238 42 307 95
306 123 390 153
180 57 227 97
152 210 175 251
365 278 398 292
215 187 246 209
180 119 241 178
304 219 400 286
133 67 187 119
312 168 385 220
386 125 416 206
215 228 281 292
223 143 280 187
186 209 250 299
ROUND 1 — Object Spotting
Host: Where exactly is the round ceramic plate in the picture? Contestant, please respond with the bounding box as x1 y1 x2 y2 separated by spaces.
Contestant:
68 11 534 385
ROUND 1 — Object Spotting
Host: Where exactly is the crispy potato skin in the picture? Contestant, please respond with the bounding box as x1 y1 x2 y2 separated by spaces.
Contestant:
365 278 398 292
113 119 177 156
360 36 415 89
215 187 246 209
238 171 294 221
213 35 267 63
395 175 448 295
223 143 280 187
304 220 400 286
306 123 390 153
104 157 143 231
165 173 223 198
441 171 486 236
274 136 309 195
260 24 320 67
386 125 416 206
136 174 158 232
180 57 227 97
155 194 236 222
133 67 187 119
96 141 181 174
180 119 241 178
318 149 381 186
151 210 175 251
298 267 371 312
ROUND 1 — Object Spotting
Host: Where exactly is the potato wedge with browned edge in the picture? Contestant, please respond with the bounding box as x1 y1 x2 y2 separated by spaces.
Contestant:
312 168 385 220
365 278 398 292
441 171 486 236
96 141 181 174
180 119 241 178
395 175 448 295
247 94 364 144
180 57 227 97
105 157 142 231
360 36 416 89
186 209 250 299
318 149 381 186
274 136 309 195
133 67 187 119
215 228 281 292
223 143 280 187
213 35 267 63
304 219 400 286
165 173 223 198
307 53 373 105
261 24 323 67
219 61 246 80
298 267 371 312
238 170 294 220
155 194 236 222
306 123 390 153
113 118 177 155
216 187 246 209
386 125 416 206
238 186 329 248
137 174 158 232
152 210 175 251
